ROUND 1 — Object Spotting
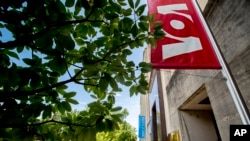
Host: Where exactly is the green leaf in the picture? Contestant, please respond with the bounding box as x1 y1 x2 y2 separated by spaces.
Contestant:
57 34 75 50
57 84 68 90
139 77 148 86
16 46 24 53
153 29 165 39
5 50 19 59
97 91 106 100
119 17 134 33
56 85 68 94
110 77 119 91
141 67 151 73
122 8 132 16
139 62 150 67
81 0 90 10
124 81 132 86
106 119 115 131
23 58 34 66
117 0 127 6
131 24 138 37
79 128 96 141
127 61 135 67
90 94 97 99
65 0 75 7
94 36 108 46
64 92 77 98
87 25 97 37
74 0 82 15
84 68 99 77
99 76 109 91
42 105 52 119
75 38 85 46
136 4 146 16
128 0 134 8
135 0 140 8
154 21 164 28
115 73 125 84
100 26 110 36
74 68 83 80
104 12 119 20
94 0 107 8
129 85 137 97
62 101 72 112
49 57 67 75
137 85 146 94
30 73 41 88
111 106 122 112
123 48 132 55
140 15 149 21
57 102 65 114
147 37 157 47
35 35 53 49
66 98 79 105
75 23 88 38
139 62 152 73
108 95 115 104
110 0 121 12
139 21 149 31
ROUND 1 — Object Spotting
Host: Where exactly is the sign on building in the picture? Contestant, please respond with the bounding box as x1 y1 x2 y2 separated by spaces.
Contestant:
138 115 146 138
148 0 221 69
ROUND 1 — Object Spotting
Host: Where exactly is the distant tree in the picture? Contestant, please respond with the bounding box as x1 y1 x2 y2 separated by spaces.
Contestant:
0 0 164 140
34 101 129 141
96 121 137 141
0 101 128 141
96 108 137 141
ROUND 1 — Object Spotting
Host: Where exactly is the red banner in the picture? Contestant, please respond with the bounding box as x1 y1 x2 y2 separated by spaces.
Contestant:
148 0 221 69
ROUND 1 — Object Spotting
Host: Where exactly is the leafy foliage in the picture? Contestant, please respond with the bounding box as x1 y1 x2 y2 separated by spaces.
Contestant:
96 121 137 141
0 101 128 141
0 0 163 140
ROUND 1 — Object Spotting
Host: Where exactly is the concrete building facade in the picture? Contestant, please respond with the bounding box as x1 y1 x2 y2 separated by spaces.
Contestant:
140 0 250 141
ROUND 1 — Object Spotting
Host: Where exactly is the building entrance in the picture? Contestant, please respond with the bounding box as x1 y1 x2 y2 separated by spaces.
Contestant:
179 87 221 141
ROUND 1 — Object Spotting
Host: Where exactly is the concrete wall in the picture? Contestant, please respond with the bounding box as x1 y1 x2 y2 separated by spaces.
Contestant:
140 47 152 141
164 0 250 140
205 0 250 111
140 93 151 141
179 110 217 141
165 65 242 141
205 1 250 139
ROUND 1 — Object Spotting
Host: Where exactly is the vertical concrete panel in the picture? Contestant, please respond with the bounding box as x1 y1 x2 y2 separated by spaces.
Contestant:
205 0 250 111
206 78 242 141
179 110 217 141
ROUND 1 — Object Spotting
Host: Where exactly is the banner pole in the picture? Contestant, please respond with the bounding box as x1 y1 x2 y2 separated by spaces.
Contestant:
192 0 250 124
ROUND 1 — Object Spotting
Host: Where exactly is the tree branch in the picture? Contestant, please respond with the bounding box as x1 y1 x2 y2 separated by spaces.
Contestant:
1 67 92 99
93 37 146 64
0 119 95 128
30 119 95 128
0 7 105 49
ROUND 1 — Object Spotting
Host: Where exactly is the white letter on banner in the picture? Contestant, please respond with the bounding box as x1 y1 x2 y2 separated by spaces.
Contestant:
157 4 203 60
157 4 193 21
